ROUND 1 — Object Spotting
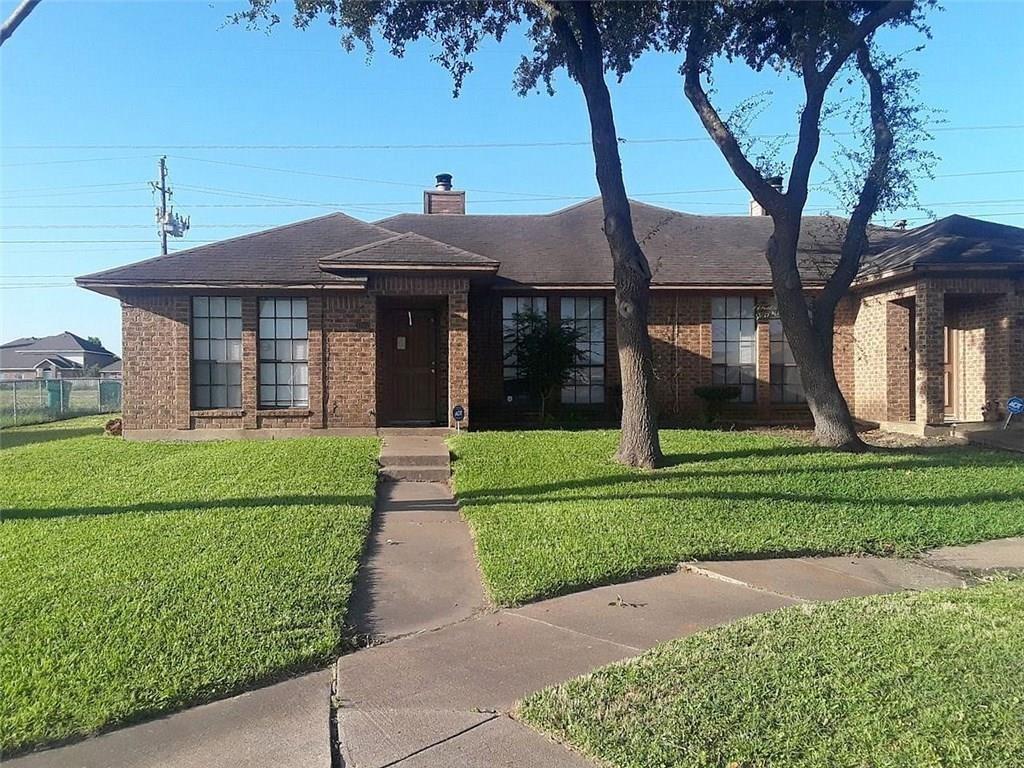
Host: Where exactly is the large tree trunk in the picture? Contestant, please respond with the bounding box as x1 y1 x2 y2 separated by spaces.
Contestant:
553 1 663 468
767 226 865 451
608 221 662 467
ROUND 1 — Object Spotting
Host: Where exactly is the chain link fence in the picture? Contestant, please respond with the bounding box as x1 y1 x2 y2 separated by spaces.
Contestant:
0 378 122 428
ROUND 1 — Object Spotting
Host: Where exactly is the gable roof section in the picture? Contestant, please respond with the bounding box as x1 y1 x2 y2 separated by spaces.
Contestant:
0 349 81 371
862 215 1024 277
77 212 399 289
377 198 905 287
320 232 499 272
34 355 79 370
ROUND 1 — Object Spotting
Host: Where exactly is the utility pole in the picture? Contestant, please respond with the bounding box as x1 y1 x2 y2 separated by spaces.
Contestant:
151 156 189 255
155 156 169 255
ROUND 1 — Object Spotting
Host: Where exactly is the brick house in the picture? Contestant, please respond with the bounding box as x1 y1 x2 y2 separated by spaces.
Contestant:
0 332 120 380
77 175 1024 439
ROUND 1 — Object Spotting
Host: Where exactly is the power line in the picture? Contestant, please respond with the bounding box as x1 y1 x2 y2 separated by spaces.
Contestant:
0 284 79 289
3 124 1022 151
0 155 156 169
2 169 1021 210
0 181 148 195
171 157 566 200
7 198 1024 231
0 239 218 244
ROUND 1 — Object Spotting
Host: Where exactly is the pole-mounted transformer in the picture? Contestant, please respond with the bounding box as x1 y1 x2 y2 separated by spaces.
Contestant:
151 156 190 255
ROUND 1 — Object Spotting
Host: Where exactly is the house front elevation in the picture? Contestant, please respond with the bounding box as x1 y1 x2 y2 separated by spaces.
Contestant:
77 175 1024 439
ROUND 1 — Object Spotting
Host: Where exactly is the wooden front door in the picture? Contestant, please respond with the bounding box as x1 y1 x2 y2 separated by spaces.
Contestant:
380 307 439 424
943 325 958 419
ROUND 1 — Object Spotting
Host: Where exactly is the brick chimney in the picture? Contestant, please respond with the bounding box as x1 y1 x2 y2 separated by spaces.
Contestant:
749 176 784 216
423 173 466 215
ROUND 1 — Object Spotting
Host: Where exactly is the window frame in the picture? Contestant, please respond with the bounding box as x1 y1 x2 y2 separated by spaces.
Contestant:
769 316 807 404
190 295 243 410
257 297 310 410
560 296 606 406
501 296 549 384
710 296 757 404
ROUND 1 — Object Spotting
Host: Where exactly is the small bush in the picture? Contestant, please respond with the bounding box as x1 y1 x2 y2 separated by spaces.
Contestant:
693 385 741 423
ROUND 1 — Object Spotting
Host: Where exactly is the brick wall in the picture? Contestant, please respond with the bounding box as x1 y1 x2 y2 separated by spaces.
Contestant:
648 292 711 420
121 293 190 431
423 190 466 215
119 274 1022 434
844 275 1021 426
324 293 376 428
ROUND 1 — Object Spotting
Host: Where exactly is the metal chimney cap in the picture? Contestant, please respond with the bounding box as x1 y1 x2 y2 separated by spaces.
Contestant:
435 173 454 191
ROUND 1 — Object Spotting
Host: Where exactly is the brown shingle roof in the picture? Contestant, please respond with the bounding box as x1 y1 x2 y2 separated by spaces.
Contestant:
76 199 1022 292
77 212 398 287
377 199 904 286
862 214 1024 275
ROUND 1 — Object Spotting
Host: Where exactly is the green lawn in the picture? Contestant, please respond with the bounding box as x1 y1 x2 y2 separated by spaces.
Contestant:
0 416 379 753
519 580 1024 767
450 430 1024 605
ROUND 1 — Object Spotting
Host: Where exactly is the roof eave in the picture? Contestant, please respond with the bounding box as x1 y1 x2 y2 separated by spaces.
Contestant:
319 262 500 274
75 277 369 298
852 260 1024 291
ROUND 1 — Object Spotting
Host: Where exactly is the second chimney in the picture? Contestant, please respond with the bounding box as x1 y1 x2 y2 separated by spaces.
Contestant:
749 175 784 216
423 173 466 215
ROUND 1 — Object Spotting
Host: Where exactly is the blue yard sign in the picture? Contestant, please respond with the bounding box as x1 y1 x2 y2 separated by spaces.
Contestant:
452 404 465 432
1004 396 1023 430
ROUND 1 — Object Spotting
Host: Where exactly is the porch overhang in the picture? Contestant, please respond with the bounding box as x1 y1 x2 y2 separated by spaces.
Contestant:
319 231 500 280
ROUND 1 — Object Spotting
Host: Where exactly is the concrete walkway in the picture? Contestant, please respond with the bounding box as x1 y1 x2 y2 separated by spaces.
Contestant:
348 445 488 641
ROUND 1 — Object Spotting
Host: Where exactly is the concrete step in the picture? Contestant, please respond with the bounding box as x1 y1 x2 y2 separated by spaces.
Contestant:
379 465 451 482
378 427 451 437
378 452 450 468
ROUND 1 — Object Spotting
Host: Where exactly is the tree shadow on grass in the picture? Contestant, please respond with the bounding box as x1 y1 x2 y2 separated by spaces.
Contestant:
0 424 106 450
458 446 1021 505
4 494 377 522
465 486 1021 510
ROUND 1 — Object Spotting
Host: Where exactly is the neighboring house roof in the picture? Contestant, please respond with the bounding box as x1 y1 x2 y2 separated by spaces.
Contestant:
0 332 117 371
0 331 112 354
321 232 499 272
0 349 81 371
74 199 1023 293
101 359 123 373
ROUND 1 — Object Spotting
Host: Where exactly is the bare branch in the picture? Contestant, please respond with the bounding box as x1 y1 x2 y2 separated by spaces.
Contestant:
817 44 894 317
0 0 42 48
682 29 785 216
819 2 914 83
788 2 910 216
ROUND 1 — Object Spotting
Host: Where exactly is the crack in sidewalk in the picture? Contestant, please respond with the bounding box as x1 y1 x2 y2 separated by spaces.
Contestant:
366 713 500 768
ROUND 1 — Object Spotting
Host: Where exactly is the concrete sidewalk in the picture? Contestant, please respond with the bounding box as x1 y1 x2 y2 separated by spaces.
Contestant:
6 670 333 768
334 553 969 768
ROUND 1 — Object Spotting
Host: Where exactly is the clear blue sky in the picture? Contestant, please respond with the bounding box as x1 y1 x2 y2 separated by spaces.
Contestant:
2 0 1022 354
